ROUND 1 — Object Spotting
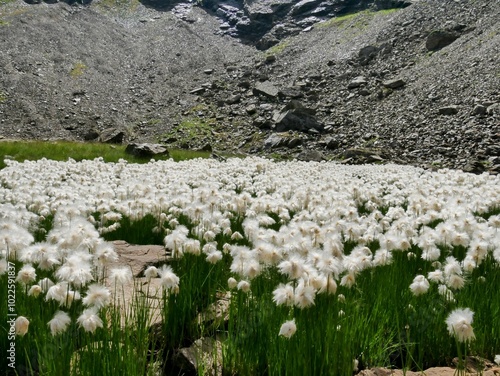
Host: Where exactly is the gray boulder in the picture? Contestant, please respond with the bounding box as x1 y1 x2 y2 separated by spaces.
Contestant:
264 133 288 149
438 106 459 115
272 101 323 132
297 149 325 162
358 45 379 65
426 30 460 51
348 76 368 89
99 128 125 144
125 143 169 157
253 81 279 98
382 78 406 89
291 0 321 16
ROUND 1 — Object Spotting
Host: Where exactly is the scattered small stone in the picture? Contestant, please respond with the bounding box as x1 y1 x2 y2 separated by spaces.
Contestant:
382 79 406 89
190 87 205 95
439 105 459 115
265 55 276 64
245 104 257 115
472 104 487 116
226 94 241 105
486 103 499 115
348 76 368 89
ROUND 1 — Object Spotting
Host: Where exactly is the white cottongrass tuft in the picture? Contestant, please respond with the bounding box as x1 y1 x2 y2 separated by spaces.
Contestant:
445 308 475 343
15 316 29 336
294 281 316 309
109 267 133 287
158 265 180 292
237 280 251 293
16 264 37 285
409 275 430 296
278 319 297 339
427 270 444 284
494 355 500 366
48 311 71 336
272 283 295 307
28 285 42 297
82 284 111 309
227 277 238 289
77 307 103 333
45 282 80 307
56 253 94 288
144 266 159 280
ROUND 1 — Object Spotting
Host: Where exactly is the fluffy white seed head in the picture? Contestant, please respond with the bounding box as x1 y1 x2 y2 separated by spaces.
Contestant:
445 308 475 343
278 319 297 339
77 307 103 333
409 275 430 296
82 284 111 309
15 316 29 336
48 311 71 336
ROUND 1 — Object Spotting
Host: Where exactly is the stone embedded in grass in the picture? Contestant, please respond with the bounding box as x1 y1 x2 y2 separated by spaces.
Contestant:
125 143 169 158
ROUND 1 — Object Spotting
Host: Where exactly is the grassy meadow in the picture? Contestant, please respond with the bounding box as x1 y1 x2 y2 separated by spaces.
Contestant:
0 140 210 169
0 142 499 375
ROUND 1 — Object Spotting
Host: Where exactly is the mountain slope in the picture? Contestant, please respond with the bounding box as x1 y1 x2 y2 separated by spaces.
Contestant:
0 0 499 172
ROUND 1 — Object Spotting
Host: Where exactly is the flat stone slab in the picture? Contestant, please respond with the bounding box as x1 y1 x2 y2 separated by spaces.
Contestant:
104 241 171 326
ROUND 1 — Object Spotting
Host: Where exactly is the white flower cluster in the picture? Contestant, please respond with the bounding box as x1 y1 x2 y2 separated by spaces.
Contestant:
0 157 499 339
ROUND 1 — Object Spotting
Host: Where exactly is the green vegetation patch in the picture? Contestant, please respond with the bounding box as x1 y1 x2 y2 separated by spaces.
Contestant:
163 117 215 148
265 40 289 56
316 8 400 30
0 140 210 169
69 62 87 78
0 91 7 103
96 0 140 12
0 0 16 6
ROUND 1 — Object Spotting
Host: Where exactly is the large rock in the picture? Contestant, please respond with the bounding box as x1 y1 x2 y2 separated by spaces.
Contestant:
278 86 304 99
297 149 325 162
264 133 288 149
110 240 169 278
104 241 171 326
253 81 279 98
290 0 322 16
358 45 379 65
99 128 125 144
125 143 169 158
426 30 460 51
272 101 323 132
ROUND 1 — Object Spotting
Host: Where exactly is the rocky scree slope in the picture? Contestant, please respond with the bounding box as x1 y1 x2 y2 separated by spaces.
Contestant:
0 0 499 172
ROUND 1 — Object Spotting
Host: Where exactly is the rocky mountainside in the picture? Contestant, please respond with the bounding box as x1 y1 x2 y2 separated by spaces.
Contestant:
0 0 499 172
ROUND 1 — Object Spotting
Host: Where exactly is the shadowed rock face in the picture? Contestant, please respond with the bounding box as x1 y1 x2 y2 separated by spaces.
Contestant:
207 0 414 47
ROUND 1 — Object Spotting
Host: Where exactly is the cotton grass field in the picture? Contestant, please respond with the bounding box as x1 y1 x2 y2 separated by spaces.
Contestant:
1 155 500 375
